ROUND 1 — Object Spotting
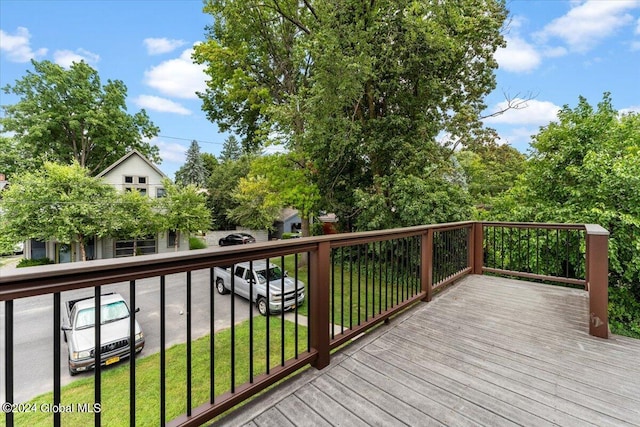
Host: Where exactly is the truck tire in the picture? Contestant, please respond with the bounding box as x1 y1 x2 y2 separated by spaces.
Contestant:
216 278 229 295
68 360 78 376
257 297 269 316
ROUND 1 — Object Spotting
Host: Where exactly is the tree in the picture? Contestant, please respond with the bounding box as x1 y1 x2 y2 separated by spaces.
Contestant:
0 136 36 180
206 155 252 230
490 94 640 295
0 161 117 261
232 154 320 235
110 189 162 255
1 60 160 174
175 140 208 187
158 179 211 250
457 144 526 206
220 135 242 162
196 0 507 230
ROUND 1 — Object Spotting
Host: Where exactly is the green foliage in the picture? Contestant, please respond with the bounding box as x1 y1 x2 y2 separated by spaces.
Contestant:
110 189 162 256
609 285 640 339
175 140 208 187
158 179 211 250
1 60 159 175
0 162 118 261
457 144 526 206
17 257 54 268
205 155 252 230
219 135 242 162
0 136 37 179
197 0 507 231
189 236 208 249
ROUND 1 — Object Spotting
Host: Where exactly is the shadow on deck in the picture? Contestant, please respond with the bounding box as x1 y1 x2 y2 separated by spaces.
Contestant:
219 275 640 427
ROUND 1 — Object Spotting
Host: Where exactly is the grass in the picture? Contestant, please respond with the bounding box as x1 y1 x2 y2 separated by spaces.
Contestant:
2 318 308 427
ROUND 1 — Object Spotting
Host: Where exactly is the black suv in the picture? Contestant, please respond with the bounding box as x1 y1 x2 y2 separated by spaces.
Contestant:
218 233 256 246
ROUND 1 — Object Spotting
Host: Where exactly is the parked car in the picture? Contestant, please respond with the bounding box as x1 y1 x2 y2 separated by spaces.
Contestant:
62 293 144 375
214 261 305 315
218 233 256 246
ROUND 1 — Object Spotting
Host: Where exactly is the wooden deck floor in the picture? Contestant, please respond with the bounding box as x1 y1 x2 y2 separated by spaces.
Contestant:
217 275 640 426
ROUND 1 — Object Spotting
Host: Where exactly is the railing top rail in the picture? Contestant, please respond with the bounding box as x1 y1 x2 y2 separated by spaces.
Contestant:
482 221 586 230
584 224 609 236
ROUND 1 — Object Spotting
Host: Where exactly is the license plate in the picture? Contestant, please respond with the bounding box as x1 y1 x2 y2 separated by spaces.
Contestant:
105 356 120 365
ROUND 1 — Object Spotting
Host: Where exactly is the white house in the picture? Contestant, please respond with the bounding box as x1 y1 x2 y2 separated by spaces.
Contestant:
25 150 190 263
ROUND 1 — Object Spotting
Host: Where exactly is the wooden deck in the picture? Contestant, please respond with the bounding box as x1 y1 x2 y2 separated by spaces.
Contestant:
217 275 640 426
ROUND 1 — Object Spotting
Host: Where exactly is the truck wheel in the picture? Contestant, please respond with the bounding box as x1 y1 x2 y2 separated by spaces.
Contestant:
257 297 269 316
68 361 78 376
216 278 229 295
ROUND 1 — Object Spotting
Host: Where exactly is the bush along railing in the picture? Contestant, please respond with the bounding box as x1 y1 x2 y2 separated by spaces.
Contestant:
0 221 609 427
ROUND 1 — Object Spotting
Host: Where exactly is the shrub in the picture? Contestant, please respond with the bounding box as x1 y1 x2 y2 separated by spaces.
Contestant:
17 258 54 268
609 284 640 339
189 237 207 250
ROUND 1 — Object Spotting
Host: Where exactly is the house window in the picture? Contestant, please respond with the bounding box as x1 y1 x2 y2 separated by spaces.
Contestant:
30 240 46 259
138 177 147 184
115 235 157 257
85 236 96 260
124 176 134 184
168 230 179 248
156 188 166 198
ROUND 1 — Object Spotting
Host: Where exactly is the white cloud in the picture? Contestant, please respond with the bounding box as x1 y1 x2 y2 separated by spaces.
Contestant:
53 49 100 69
484 99 560 125
0 27 47 62
143 38 187 55
637 17 640 34
535 0 640 52
543 46 568 58
631 41 640 51
495 36 542 73
134 95 191 115
143 47 207 99
494 126 539 149
620 105 640 115
153 138 187 163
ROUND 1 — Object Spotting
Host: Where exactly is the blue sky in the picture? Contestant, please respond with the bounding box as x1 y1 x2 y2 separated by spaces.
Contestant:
1 0 639 179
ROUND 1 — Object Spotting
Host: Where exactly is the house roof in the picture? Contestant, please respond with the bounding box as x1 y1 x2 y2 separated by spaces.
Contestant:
278 208 300 222
95 150 168 179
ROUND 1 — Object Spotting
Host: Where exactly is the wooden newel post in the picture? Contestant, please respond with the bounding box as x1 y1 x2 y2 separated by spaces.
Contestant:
471 222 484 275
421 230 433 302
310 241 331 369
585 225 609 339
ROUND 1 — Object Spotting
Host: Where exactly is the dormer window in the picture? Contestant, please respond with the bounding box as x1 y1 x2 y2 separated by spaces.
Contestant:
138 177 146 184
124 176 134 184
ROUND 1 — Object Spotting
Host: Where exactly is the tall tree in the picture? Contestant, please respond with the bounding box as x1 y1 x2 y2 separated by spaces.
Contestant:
220 135 242 162
0 161 117 261
175 140 208 187
1 60 160 174
206 155 252 230
196 0 507 230
158 179 211 250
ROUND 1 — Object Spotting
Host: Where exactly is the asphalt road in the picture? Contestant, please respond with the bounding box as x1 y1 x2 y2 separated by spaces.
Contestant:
0 266 259 404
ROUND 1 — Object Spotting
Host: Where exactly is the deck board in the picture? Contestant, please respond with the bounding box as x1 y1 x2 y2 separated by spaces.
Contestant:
217 275 640 427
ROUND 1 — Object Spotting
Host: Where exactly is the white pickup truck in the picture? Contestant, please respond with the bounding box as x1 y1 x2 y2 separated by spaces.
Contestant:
214 261 305 315
62 293 145 375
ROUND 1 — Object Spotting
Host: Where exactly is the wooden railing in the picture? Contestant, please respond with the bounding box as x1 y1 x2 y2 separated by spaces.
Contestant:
0 221 609 426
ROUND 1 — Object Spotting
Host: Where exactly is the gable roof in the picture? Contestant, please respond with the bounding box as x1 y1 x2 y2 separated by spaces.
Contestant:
96 150 168 179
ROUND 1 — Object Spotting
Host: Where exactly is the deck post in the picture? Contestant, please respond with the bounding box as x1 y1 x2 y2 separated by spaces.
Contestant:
471 222 484 275
310 241 331 369
585 225 609 339
421 230 433 302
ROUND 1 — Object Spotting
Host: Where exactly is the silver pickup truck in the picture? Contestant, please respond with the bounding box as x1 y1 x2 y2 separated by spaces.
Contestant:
62 293 145 375
214 261 305 315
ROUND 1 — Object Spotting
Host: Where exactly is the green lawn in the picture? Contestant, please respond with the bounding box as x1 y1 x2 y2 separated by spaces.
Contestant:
2 318 307 427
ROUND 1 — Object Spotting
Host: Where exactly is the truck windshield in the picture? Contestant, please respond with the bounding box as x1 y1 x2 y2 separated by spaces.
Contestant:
255 266 283 284
75 301 130 329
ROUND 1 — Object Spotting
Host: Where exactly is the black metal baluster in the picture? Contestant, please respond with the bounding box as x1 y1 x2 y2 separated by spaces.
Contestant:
265 257 270 374
186 272 192 414
365 242 369 321
280 256 285 366
94 287 101 427
349 245 353 329
249 261 254 382
5 300 14 427
230 265 236 387
129 280 136 427
340 247 344 334
331 249 335 340
294 254 299 358
357 245 361 325
160 275 166 423
306 253 311 352
53 293 61 427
